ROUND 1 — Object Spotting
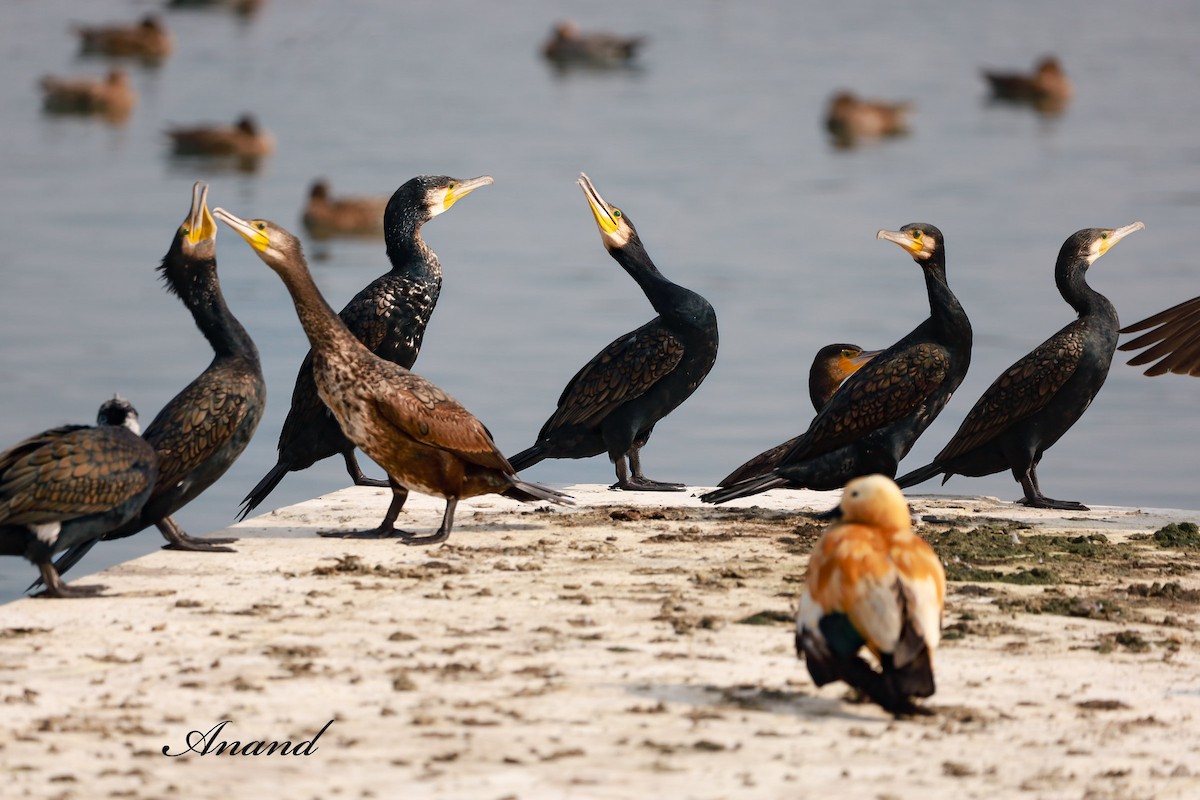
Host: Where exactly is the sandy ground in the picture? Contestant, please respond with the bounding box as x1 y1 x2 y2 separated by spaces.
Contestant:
1 484 1198 800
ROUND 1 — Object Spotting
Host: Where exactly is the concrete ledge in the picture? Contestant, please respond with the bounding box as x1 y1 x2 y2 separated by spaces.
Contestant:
1 485 1198 798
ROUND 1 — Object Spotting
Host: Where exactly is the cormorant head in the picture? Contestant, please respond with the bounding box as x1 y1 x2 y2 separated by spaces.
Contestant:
877 223 942 263
832 474 912 533
578 172 637 251
214 207 306 276
809 343 881 410
97 394 141 434
387 175 494 227
1062 222 1144 268
176 181 217 262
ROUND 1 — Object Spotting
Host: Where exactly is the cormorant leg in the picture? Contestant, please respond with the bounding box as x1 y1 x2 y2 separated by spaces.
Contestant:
609 448 686 492
159 516 237 551
34 562 105 599
343 450 389 489
1015 465 1089 511
401 498 456 547
318 482 411 538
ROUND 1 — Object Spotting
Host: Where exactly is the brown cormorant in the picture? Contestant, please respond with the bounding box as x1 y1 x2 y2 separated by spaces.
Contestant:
702 224 971 504
825 91 911 148
44 183 265 584
896 223 1144 510
507 173 719 491
215 208 571 545
1 397 157 598
542 20 645 68
302 179 388 240
797 475 945 717
40 68 136 123
75 14 173 61
238 175 493 520
718 344 881 486
1119 296 1200 376
983 56 1072 114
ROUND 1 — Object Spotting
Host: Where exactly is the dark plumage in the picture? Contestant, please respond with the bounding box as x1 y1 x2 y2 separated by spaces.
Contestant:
239 175 493 520
983 56 1072 114
702 224 971 505
718 344 881 486
40 68 136 122
302 179 388 240
508 173 719 491
897 223 1144 510
44 183 265 584
75 14 173 61
542 20 645 68
1119 296 1200 376
216 208 571 545
1 397 157 598
825 91 911 148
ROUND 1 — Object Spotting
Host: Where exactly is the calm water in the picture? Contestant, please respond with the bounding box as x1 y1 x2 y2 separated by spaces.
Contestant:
3 0 1200 603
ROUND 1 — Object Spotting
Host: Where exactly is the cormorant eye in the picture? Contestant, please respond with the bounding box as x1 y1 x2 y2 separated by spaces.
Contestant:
181 226 189 235
613 209 622 219
842 350 853 357
912 231 922 240
447 182 456 191
1100 232 1109 240
256 222 266 231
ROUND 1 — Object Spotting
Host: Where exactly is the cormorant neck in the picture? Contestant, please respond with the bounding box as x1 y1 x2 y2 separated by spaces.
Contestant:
384 212 440 280
1057 259 1113 319
609 239 697 320
922 256 972 347
273 261 369 358
164 256 257 360
809 369 839 411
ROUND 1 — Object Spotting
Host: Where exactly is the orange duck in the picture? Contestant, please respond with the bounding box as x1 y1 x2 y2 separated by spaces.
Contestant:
796 474 945 716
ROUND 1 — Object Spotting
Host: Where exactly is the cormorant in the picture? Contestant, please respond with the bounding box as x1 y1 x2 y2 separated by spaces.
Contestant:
1 397 157 598
507 173 719 491
302 179 388 240
43 183 265 584
167 114 274 158
702 224 971 504
897 223 1144 510
1119 296 1200 376
238 175 493 520
215 208 571 544
718 343 881 486
75 14 173 61
40 68 136 123
825 91 911 148
983 56 1072 114
542 20 645 68
796 475 945 717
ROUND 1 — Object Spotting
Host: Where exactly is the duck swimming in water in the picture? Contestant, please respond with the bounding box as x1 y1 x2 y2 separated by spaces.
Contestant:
983 56 1072 114
74 14 173 62
542 20 645 68
301 179 388 240
825 91 911 148
40 68 136 123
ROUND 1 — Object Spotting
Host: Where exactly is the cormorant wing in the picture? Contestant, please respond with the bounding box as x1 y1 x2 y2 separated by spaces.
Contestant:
1119 295 1200 376
373 377 512 472
338 278 429 368
934 326 1084 461
781 343 951 464
544 320 684 430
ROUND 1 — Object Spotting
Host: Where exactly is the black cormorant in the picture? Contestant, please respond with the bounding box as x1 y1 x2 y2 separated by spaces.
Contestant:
45 182 265 583
507 173 719 491
896 223 1144 510
238 175 493 520
718 343 880 486
702 224 971 504
1 397 157 597
215 208 571 545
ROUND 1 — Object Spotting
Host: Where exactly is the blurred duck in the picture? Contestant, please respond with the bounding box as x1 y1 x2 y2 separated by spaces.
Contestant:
797 475 945 716
167 114 275 159
167 0 266 16
825 91 911 147
542 20 645 68
1119 296 1200 376
216 208 571 544
982 56 1072 114
0 397 157 598
40 68 136 122
718 344 881 486
75 14 173 61
302 180 388 239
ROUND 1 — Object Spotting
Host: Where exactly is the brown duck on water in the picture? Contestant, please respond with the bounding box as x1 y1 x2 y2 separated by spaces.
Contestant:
301 179 388 239
824 91 911 148
216 208 571 545
74 14 173 61
542 20 645 68
167 114 274 158
1 397 157 598
238 175 493 521
718 344 881 486
982 56 1072 114
40 68 137 122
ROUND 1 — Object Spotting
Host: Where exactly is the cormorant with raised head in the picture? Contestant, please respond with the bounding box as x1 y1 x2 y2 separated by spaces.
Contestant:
239 175 493 520
896 223 1143 510
43 183 265 585
216 208 571 545
1 397 157 598
508 173 719 491
702 224 971 504
718 343 881 486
